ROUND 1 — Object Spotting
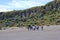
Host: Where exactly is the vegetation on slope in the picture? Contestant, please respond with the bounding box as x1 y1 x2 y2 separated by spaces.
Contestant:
0 0 60 29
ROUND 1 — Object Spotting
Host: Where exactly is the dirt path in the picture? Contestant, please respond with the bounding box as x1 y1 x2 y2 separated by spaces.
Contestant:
0 25 60 40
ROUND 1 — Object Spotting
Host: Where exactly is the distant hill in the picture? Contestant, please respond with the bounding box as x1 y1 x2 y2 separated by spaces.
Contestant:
0 0 60 28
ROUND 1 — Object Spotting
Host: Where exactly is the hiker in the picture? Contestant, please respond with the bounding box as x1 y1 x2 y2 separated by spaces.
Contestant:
28 25 32 30
28 25 31 30
34 25 39 30
36 26 39 30
41 26 43 31
32 25 35 30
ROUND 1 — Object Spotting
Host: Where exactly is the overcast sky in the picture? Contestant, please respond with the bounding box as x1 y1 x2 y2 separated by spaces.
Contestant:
0 0 53 12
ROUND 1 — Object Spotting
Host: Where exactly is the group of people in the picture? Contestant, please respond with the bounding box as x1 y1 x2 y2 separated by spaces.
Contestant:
27 25 43 31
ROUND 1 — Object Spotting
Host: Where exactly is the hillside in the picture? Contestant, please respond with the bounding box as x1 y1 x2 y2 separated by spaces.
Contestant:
0 0 60 29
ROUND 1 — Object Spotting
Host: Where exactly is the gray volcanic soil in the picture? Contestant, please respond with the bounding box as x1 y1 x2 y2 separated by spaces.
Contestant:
0 25 60 40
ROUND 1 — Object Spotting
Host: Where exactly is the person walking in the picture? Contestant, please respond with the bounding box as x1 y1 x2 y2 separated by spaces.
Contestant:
28 25 32 30
32 25 35 30
41 26 43 31
35 25 39 30
36 26 39 30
